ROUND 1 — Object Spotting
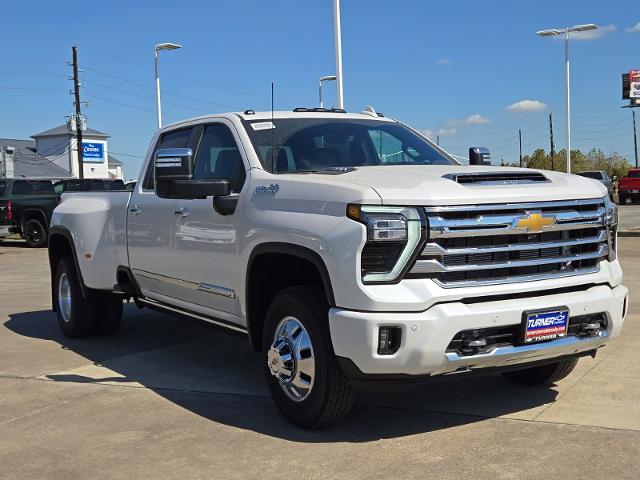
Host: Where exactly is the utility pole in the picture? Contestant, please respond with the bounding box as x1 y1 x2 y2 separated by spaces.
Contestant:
72 45 84 179
549 113 555 170
436 135 440 146
633 109 638 168
518 128 523 167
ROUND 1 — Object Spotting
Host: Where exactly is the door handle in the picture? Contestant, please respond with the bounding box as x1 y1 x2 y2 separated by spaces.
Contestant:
174 208 190 218
129 205 143 216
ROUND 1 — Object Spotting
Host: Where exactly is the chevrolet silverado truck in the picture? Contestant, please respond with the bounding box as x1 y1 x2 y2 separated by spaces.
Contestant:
0 178 59 247
618 168 640 204
48 109 628 428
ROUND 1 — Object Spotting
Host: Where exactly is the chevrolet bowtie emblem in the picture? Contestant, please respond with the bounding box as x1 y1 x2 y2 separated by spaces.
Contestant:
516 213 556 233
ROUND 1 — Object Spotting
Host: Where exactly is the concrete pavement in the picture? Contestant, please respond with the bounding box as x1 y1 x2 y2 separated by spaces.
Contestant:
0 238 638 479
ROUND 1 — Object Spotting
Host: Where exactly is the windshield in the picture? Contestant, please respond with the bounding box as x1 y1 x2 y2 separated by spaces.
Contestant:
242 118 454 173
577 172 603 180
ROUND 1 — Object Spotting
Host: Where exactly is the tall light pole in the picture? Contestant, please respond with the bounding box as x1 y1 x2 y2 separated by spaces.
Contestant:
333 0 344 109
319 75 337 108
154 42 182 129
537 24 598 174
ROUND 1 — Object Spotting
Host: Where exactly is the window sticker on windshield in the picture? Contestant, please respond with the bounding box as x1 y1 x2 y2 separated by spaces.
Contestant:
251 121 275 131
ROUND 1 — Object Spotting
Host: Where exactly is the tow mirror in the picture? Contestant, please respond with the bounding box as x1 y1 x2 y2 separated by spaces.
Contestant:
154 148 231 199
469 147 491 166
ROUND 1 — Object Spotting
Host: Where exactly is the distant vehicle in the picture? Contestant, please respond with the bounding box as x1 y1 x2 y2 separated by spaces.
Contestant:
618 168 640 204
53 179 126 195
125 181 136 191
576 171 614 200
0 179 59 247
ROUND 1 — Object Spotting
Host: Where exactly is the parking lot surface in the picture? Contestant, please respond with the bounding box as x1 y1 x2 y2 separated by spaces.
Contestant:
0 238 638 480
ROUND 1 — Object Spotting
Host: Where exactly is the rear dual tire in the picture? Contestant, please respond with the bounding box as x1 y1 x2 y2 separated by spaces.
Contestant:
54 257 123 338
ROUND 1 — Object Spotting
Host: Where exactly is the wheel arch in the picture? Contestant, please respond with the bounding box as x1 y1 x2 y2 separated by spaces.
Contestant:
245 242 335 351
19 208 49 229
48 226 87 310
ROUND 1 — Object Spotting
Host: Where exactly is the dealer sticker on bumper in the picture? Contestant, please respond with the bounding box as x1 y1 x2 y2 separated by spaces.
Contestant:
523 309 569 343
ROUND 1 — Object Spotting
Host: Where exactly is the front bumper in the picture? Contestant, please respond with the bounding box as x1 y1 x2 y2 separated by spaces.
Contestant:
329 283 628 377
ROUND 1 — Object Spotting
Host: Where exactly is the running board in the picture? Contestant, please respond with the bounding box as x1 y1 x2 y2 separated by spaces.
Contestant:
137 297 248 335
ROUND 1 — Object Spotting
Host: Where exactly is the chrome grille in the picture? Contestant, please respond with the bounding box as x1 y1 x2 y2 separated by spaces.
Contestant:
410 198 609 287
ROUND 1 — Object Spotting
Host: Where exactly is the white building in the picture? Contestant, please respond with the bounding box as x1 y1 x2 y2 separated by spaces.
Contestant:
0 122 124 180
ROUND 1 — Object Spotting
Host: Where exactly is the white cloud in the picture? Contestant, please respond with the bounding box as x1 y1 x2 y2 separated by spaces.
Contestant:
437 59 450 65
625 22 640 33
506 99 547 112
419 128 457 138
465 114 491 124
569 24 616 40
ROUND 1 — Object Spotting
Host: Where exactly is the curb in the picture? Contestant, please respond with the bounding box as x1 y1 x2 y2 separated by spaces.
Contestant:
618 230 640 238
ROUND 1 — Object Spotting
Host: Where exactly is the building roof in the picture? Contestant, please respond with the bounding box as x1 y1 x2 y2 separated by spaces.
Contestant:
0 138 74 179
108 154 122 167
31 124 109 139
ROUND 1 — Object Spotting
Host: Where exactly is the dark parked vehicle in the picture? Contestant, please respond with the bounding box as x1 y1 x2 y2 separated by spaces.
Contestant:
53 179 126 195
0 179 59 247
576 170 614 200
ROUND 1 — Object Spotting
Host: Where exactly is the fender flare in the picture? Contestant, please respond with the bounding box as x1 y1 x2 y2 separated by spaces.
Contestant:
20 208 49 228
245 242 336 350
48 225 88 304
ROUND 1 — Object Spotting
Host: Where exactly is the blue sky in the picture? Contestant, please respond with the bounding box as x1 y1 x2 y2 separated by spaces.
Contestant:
1 0 639 178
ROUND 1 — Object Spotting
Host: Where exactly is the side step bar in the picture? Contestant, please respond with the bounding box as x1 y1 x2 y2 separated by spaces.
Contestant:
137 297 248 335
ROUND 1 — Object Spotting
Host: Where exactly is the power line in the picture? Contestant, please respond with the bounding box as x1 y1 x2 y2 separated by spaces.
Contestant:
0 69 67 77
0 85 62 91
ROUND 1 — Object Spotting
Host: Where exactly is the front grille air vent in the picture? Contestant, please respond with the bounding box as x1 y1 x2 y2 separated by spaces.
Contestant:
444 171 549 185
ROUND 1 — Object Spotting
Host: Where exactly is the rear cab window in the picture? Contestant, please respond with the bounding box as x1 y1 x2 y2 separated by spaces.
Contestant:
0 181 6 197
12 181 55 195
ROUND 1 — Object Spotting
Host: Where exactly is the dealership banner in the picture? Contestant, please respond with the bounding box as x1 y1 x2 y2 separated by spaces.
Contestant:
82 142 104 163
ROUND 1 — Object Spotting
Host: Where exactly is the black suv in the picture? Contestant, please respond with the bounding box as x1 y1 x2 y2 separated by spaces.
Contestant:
0 179 59 247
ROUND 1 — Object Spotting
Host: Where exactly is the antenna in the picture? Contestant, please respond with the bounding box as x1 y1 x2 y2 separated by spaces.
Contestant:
271 82 276 173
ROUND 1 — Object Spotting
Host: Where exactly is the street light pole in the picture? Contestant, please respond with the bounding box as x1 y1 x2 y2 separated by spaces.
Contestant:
564 29 571 174
333 0 344 109
537 24 598 174
318 75 337 108
154 42 182 129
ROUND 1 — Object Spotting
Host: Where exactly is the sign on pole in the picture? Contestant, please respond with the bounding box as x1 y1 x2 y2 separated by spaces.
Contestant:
82 142 104 163
630 70 640 99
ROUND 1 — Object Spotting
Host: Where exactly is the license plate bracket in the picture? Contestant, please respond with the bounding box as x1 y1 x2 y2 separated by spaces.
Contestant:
521 307 570 344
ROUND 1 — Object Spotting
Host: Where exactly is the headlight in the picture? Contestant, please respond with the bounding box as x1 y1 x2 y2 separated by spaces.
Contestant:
347 205 424 283
603 195 618 261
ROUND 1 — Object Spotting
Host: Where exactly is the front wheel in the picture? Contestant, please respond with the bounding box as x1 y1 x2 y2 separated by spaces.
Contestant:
502 357 579 386
263 286 355 428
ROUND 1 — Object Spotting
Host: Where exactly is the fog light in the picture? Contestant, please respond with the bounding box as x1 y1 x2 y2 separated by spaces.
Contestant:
378 326 401 355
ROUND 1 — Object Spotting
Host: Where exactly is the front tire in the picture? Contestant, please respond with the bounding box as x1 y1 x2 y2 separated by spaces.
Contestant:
54 257 99 337
502 357 579 386
263 286 355 428
23 218 47 248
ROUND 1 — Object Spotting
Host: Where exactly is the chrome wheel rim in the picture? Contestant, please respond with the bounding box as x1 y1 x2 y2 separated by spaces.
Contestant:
58 273 72 323
267 316 315 402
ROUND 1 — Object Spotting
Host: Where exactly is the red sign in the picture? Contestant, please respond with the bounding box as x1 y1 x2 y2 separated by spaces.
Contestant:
630 70 640 99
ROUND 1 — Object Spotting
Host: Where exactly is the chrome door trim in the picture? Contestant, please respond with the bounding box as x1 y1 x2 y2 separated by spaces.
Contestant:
197 283 236 298
132 269 236 299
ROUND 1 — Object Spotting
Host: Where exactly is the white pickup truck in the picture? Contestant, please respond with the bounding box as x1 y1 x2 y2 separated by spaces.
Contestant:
49 109 628 428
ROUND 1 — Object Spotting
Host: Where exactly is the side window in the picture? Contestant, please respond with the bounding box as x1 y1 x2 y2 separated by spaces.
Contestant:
368 130 410 164
193 125 246 193
143 127 194 190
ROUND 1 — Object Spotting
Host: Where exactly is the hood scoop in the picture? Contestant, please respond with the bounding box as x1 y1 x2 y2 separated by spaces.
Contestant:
443 171 549 185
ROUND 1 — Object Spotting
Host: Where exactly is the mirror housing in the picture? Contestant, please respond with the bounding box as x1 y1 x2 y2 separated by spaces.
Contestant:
154 148 231 199
469 147 491 166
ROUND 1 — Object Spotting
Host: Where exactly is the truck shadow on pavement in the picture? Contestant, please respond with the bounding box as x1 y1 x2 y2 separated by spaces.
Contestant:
5 306 559 442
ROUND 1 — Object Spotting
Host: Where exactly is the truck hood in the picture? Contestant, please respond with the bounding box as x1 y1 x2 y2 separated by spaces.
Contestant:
314 165 608 205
